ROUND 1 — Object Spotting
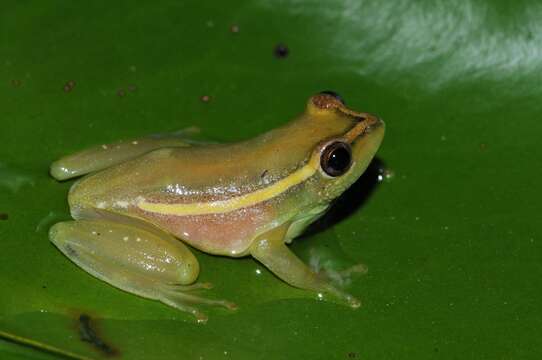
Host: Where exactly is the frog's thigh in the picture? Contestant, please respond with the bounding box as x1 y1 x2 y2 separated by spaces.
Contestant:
49 218 235 322
250 224 360 308
50 127 201 180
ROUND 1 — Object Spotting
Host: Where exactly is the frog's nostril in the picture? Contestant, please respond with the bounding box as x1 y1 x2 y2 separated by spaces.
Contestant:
318 90 345 105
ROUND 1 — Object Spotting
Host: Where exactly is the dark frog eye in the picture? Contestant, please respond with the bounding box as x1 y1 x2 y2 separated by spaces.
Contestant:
318 90 345 105
320 141 352 177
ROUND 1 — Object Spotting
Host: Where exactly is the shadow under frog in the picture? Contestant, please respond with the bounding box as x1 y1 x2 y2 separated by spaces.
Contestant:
294 157 385 285
302 157 385 237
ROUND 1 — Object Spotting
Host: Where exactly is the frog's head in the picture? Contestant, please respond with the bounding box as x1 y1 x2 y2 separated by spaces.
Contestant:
300 91 385 202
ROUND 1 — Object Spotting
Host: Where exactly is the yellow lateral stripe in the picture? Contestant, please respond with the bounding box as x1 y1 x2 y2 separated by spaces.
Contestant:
138 160 318 216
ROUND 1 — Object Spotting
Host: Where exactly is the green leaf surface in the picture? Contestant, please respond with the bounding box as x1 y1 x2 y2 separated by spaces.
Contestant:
1 0 540 359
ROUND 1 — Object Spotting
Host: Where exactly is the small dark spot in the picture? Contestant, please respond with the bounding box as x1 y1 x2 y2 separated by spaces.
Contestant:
0 213 8 220
96 232 101 236
79 314 118 357
200 95 211 103
260 170 268 179
65 245 77 258
42 285 47 289
117 89 126 97
348 352 357 358
127 84 137 92
230 24 239 33
63 80 76 93
434 347 439 352
10 79 22 87
274 43 289 58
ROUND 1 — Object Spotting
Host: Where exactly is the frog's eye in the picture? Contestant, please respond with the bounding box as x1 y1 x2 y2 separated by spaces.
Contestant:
318 90 345 105
320 141 352 177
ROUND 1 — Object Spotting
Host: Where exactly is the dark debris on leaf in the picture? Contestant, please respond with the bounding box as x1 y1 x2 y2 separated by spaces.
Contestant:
274 43 289 58
79 314 119 357
63 80 76 93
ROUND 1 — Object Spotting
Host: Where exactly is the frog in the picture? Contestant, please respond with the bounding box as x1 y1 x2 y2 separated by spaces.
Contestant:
49 91 385 323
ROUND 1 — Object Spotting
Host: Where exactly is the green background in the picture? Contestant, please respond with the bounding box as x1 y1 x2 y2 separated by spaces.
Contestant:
1 0 540 359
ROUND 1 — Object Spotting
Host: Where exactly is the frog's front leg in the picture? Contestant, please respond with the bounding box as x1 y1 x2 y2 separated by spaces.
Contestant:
49 217 236 323
50 127 202 180
250 224 361 308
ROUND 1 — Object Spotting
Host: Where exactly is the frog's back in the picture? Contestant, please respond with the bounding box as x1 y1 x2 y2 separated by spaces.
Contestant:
68 110 353 256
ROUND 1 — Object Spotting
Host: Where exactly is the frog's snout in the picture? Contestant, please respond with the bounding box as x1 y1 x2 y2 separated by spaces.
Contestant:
361 114 385 134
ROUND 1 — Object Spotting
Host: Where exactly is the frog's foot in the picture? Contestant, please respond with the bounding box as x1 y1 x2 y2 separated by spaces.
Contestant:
49 217 235 323
312 262 368 288
158 283 237 323
250 224 362 309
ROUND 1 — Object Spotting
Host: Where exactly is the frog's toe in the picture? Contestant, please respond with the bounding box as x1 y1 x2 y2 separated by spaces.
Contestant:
340 263 368 276
158 282 238 317
315 269 364 308
320 263 368 288
165 282 213 290
317 283 362 309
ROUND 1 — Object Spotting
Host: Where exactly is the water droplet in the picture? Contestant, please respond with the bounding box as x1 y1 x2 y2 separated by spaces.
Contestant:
377 167 395 182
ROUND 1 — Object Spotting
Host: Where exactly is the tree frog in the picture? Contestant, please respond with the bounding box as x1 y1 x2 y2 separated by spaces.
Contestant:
49 92 385 323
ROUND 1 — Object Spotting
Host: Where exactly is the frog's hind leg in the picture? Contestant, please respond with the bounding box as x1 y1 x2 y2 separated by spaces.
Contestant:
50 127 202 181
49 213 236 323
